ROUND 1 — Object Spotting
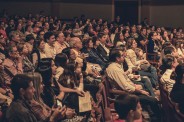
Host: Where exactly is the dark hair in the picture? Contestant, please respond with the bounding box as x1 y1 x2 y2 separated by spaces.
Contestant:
25 34 35 42
175 63 184 83
55 53 68 67
114 94 139 119
97 32 105 39
164 46 175 55
10 74 32 100
58 62 78 88
44 31 54 42
36 58 52 87
148 31 156 40
126 38 135 49
62 47 71 59
161 55 175 72
109 48 121 62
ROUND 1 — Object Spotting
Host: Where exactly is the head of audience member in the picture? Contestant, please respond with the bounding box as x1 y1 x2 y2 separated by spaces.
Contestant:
25 25 32 33
33 39 45 52
98 32 107 45
15 23 23 31
63 32 71 43
62 47 77 61
17 42 29 56
55 31 65 44
126 38 137 49
25 34 35 45
161 54 179 73
0 33 6 46
109 47 126 63
26 73 44 104
82 38 93 50
55 53 68 68
44 31 55 46
10 74 35 101
69 37 82 51
140 27 147 36
114 94 142 121
9 32 21 43
175 40 183 50
8 45 20 60
163 46 178 57
122 29 130 39
148 31 157 41
135 48 144 58
37 30 45 40
131 26 137 34
43 22 49 31
59 62 79 88
175 63 184 84
36 58 57 86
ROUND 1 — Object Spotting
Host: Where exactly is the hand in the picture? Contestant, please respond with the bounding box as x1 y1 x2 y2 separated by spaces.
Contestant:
135 84 143 90
65 108 76 119
140 90 149 96
75 89 85 97
133 75 140 79
50 106 63 121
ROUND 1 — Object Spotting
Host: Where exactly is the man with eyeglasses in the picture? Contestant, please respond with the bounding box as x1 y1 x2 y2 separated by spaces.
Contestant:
2 45 23 85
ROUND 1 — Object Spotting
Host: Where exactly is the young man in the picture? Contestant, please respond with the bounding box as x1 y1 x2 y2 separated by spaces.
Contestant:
115 94 142 122
6 74 62 122
44 31 56 59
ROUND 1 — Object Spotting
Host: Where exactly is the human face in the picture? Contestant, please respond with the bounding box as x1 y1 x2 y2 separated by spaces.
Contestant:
70 49 76 60
132 40 137 49
22 44 29 55
0 35 6 46
48 35 55 46
10 47 19 59
133 102 142 120
75 38 82 50
120 33 124 41
99 35 107 44
51 60 57 75
66 34 71 42
57 32 65 44
141 29 147 35
152 33 157 40
23 81 35 100
88 40 93 48
13 34 21 43
39 40 45 50
117 51 126 63
75 65 82 75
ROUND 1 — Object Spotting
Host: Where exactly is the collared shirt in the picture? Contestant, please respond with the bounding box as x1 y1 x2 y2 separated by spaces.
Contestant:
54 41 67 54
160 69 175 93
106 62 135 93
3 58 23 85
100 43 110 56
6 99 37 122
44 43 56 59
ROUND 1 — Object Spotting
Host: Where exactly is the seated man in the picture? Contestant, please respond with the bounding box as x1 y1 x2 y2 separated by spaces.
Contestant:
160 54 178 93
6 74 62 122
106 48 160 120
114 94 142 122
106 47 155 97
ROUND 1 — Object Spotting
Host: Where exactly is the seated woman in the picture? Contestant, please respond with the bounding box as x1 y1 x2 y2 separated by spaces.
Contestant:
126 38 159 88
17 42 35 73
160 55 178 93
31 39 47 68
170 63 184 115
54 53 68 81
81 38 106 69
26 72 66 122
59 62 85 114
114 94 142 122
